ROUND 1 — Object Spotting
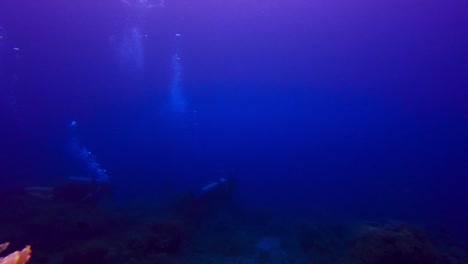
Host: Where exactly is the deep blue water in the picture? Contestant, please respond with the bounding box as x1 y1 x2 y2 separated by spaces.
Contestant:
1 0 467 232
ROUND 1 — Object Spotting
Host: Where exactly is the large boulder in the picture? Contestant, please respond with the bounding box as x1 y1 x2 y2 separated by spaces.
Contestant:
350 223 439 264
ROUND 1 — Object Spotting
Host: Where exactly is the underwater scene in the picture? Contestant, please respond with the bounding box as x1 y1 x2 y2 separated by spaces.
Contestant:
0 0 467 263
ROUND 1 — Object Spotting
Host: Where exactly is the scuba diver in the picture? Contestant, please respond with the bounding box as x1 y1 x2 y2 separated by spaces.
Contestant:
0 120 112 204
175 176 237 220
198 177 237 205
23 175 112 203
1 175 112 204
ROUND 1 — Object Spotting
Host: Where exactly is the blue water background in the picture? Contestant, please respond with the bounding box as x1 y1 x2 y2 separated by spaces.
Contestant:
1 0 467 229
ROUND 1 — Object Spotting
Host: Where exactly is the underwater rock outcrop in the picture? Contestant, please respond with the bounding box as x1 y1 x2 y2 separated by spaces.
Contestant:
350 223 439 264
0 242 31 264
298 222 348 263
62 240 113 264
255 236 289 264
128 219 187 256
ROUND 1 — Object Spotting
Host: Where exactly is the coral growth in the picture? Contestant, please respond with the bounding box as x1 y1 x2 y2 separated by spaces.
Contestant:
350 223 439 264
0 243 31 264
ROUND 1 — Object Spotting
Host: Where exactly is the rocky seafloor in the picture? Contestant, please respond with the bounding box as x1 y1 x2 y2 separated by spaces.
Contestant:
1 196 467 264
